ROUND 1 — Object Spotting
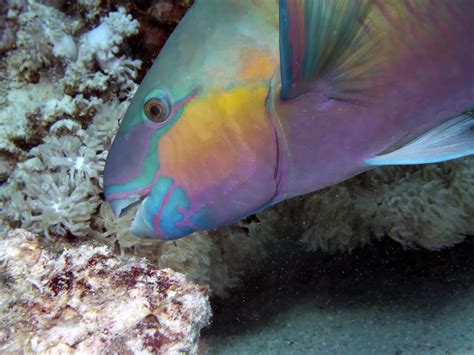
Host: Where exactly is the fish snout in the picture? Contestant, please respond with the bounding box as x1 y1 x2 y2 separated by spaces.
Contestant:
127 176 203 240
109 194 143 217
130 197 155 237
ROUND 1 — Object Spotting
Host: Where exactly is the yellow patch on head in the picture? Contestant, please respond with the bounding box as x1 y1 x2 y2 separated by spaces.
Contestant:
158 83 276 196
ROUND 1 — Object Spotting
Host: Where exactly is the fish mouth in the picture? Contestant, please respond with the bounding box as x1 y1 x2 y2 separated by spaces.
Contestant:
109 194 144 218
109 194 155 238
130 198 155 237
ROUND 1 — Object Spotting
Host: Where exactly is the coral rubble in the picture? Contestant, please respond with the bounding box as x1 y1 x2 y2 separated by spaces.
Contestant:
0 229 211 354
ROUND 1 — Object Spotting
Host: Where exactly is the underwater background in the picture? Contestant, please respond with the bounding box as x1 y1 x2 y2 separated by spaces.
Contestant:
0 0 473 353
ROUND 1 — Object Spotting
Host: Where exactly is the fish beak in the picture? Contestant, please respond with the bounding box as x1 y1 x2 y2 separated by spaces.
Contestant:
131 198 155 237
109 194 143 217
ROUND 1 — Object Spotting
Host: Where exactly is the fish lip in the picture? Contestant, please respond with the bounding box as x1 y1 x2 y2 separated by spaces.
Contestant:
130 197 155 238
109 194 144 217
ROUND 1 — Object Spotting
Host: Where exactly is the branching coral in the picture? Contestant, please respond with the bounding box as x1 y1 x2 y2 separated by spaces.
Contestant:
6 0 78 80
0 1 140 158
62 7 141 98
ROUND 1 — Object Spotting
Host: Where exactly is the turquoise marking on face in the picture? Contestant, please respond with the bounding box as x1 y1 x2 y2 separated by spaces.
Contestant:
133 175 217 239
159 187 196 238
139 176 197 239
145 176 174 214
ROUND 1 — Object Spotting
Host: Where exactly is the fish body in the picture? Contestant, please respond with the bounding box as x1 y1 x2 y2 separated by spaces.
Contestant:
104 0 474 240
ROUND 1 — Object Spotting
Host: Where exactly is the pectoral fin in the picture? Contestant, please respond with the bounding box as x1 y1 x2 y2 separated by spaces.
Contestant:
366 115 474 166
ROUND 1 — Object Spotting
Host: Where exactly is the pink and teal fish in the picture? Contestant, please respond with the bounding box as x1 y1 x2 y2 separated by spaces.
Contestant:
104 0 474 240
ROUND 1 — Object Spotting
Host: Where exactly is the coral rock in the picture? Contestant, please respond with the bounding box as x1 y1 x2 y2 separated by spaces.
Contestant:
0 229 211 354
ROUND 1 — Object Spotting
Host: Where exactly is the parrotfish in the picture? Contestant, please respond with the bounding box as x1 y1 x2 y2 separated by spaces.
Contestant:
104 0 474 240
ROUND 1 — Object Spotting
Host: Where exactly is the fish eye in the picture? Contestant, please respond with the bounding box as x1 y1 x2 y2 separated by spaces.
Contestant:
144 96 171 123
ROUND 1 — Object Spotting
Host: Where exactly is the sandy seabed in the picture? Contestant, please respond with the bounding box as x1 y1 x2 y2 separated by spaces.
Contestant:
202 237 474 355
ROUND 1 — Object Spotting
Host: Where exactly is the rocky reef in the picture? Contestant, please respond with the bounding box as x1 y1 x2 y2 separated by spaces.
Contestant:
0 0 473 298
0 229 211 354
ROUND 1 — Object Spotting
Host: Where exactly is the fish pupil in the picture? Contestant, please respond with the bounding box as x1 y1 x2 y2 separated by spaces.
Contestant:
150 104 161 117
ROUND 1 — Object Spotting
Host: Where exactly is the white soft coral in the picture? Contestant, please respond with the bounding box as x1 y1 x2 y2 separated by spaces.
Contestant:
25 173 100 238
32 135 106 183
6 0 78 79
63 7 141 96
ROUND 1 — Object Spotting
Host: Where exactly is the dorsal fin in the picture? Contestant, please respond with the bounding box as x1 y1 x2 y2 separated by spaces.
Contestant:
279 0 372 101
278 0 472 102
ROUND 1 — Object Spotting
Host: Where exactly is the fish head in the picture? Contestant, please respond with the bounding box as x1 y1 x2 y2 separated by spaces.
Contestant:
104 1 281 240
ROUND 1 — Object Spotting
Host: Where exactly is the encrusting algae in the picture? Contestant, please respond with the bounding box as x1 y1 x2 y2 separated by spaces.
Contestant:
0 229 211 354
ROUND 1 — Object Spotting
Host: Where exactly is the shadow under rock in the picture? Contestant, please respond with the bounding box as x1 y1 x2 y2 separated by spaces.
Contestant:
202 234 474 339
